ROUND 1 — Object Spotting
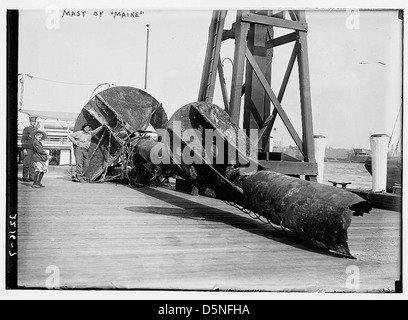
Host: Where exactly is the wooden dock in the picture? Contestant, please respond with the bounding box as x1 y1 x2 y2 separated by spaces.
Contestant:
349 188 402 213
17 166 401 292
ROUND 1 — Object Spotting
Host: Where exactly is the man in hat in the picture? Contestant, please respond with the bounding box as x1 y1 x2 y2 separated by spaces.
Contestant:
68 123 104 182
21 116 39 181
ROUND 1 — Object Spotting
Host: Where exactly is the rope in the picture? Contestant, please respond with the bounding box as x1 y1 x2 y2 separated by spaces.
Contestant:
389 103 402 146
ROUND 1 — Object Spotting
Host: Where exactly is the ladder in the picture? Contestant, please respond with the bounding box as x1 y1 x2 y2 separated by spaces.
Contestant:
198 10 227 102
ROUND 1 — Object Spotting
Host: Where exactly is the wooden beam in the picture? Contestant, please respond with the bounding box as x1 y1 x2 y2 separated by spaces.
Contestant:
247 98 265 128
266 31 298 49
258 113 277 150
272 11 286 18
207 11 227 102
261 26 274 151
295 11 316 182
289 10 299 21
245 47 303 151
198 10 227 102
217 56 229 112
278 42 300 102
241 12 308 31
258 43 300 150
244 21 271 148
349 189 402 212
199 12 218 101
229 11 250 125
222 24 236 41
267 26 273 41
296 12 315 164
210 11 228 102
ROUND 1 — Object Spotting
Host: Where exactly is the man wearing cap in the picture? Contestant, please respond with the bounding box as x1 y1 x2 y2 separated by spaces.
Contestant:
21 116 39 181
69 123 104 182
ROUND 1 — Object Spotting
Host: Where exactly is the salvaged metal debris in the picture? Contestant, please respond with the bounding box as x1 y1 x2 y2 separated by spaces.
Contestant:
241 171 371 257
74 89 372 258
73 86 167 181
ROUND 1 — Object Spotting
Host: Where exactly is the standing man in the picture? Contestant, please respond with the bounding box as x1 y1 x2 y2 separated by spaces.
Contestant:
69 123 104 182
21 116 38 181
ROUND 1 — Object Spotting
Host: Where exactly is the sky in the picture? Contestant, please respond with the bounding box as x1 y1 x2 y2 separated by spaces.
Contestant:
17 8 403 149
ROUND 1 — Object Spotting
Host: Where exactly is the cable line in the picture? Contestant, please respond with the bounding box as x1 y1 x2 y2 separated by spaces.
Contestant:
19 73 102 86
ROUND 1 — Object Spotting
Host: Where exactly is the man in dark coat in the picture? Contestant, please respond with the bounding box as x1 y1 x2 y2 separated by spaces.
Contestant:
21 116 38 181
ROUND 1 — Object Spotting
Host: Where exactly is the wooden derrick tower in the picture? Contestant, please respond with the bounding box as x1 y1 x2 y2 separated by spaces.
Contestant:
198 10 317 180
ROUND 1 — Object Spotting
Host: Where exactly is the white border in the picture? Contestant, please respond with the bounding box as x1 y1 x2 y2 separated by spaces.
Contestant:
1 0 406 301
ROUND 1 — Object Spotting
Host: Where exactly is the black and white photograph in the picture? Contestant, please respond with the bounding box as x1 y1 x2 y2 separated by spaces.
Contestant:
3 0 406 301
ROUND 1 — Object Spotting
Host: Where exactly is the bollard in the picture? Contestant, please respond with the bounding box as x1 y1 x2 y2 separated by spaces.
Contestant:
370 134 389 192
269 136 274 152
314 135 326 183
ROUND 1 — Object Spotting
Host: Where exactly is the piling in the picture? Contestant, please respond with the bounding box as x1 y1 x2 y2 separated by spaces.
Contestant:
313 135 326 183
369 134 389 192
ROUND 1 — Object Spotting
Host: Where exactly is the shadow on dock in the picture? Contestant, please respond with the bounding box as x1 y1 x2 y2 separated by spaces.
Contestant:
124 185 353 259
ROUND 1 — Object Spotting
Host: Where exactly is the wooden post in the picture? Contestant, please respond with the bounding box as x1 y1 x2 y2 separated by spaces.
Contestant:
370 134 390 192
229 11 250 126
258 42 299 149
314 135 326 183
198 11 227 103
245 48 303 151
244 12 272 151
217 57 230 112
296 11 316 169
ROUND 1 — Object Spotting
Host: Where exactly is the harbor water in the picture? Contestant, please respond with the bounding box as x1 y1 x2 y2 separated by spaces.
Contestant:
322 161 373 190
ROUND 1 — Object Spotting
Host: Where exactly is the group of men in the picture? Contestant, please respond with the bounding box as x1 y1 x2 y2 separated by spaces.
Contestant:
21 116 104 183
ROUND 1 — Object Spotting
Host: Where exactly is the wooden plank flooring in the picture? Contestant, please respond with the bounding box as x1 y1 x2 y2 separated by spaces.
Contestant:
17 166 401 292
